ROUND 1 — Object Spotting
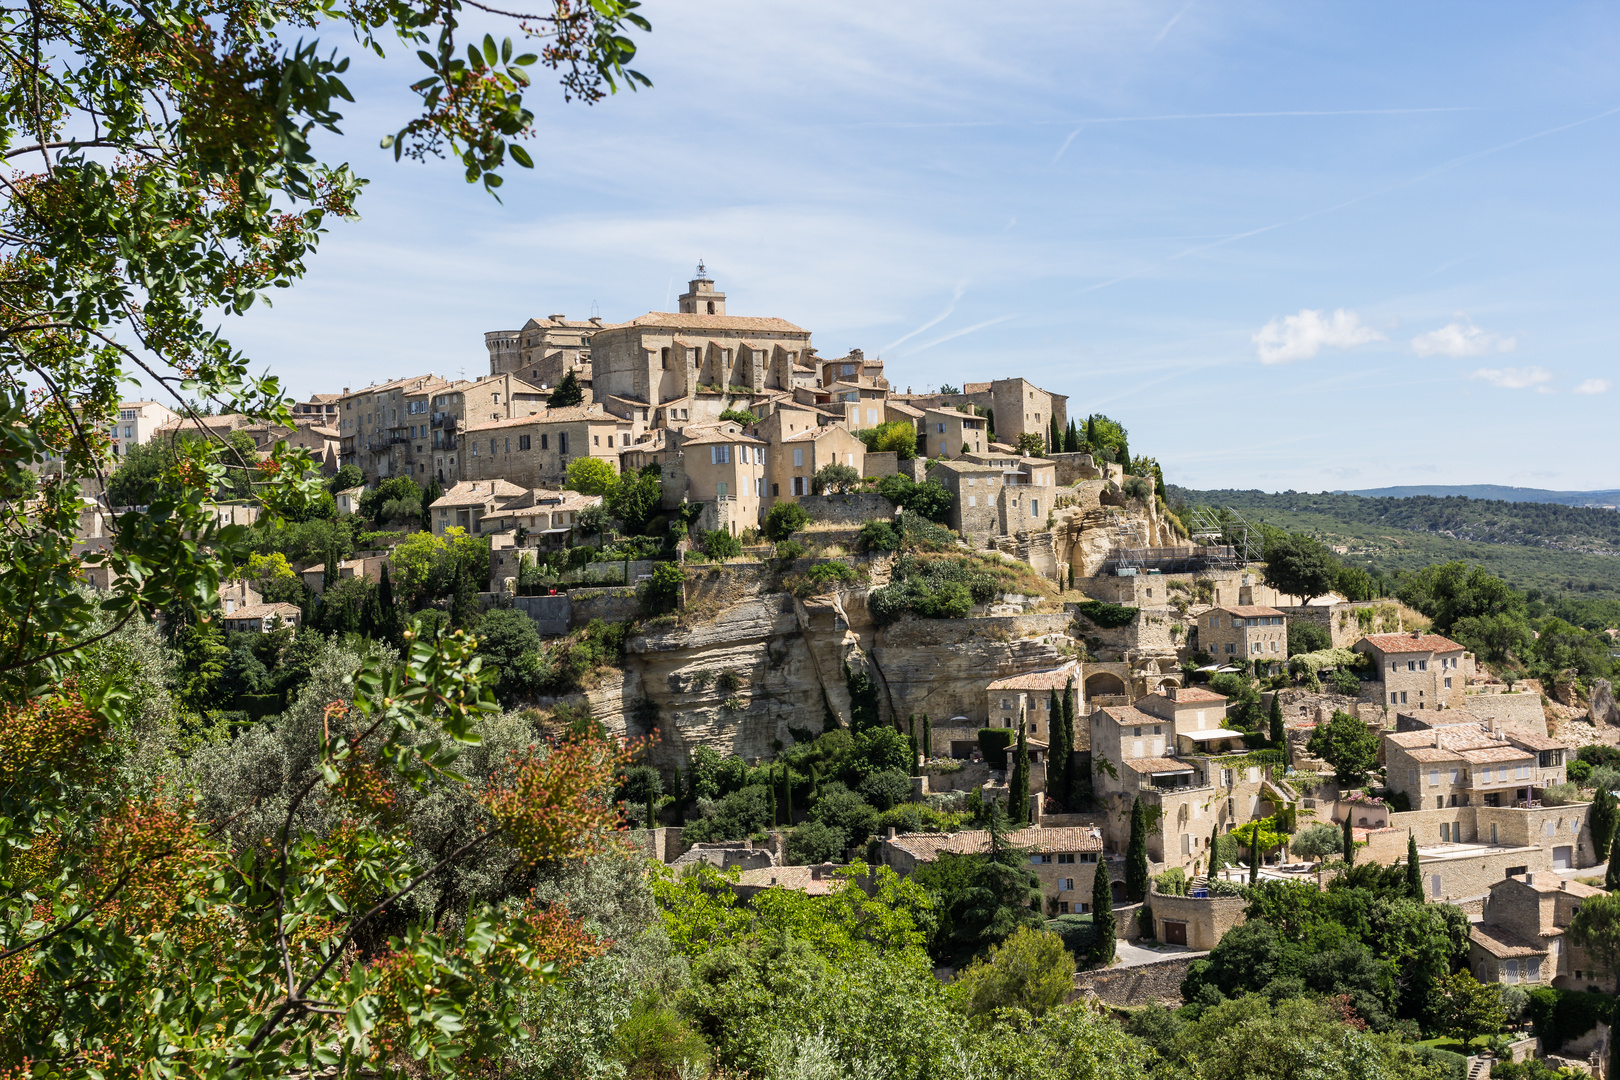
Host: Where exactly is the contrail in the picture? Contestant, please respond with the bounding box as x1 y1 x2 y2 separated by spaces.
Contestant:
883 282 967 352
906 314 1017 355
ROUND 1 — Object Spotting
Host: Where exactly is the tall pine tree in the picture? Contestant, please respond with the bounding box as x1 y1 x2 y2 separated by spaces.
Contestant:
1342 816 1355 866
1406 833 1423 901
1209 823 1220 877
1047 688 1064 805
376 564 401 645
1008 714 1031 824
1269 692 1285 746
548 369 585 408
1090 857 1115 965
1591 789 1619 860
921 714 931 759
1126 797 1150 901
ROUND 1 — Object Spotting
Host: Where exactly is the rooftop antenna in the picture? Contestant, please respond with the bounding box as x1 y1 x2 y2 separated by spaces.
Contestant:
696 258 707 278
590 299 601 319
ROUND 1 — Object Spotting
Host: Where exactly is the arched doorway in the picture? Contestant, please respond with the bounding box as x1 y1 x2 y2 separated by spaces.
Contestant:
1085 672 1128 699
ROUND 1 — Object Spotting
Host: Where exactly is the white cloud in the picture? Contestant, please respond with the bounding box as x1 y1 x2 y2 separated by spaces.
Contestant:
1252 308 1384 364
1411 318 1516 358
1469 366 1553 390
1575 378 1612 395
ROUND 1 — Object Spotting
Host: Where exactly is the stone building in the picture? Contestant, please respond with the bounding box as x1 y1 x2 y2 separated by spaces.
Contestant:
417 373 551 486
672 424 769 535
984 661 1080 740
484 314 615 391
879 826 1105 915
1199 605 1289 670
1470 873 1612 990
891 377 1067 450
109 400 178 459
477 489 600 542
927 459 1004 545
1353 631 1471 711
293 394 340 423
220 602 302 634
755 411 865 502
337 373 449 485
458 405 630 491
587 270 813 412
1385 722 1570 816
428 479 527 536
921 406 987 459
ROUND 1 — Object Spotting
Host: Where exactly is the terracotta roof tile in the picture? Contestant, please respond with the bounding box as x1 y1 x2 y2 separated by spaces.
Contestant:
1360 632 1466 654
985 662 1080 692
1458 746 1534 765
1095 705 1157 726
1507 732 1567 751
1470 925 1549 959
1125 757 1197 775
621 312 809 333
223 603 301 621
430 479 527 507
886 826 1103 862
1214 605 1287 618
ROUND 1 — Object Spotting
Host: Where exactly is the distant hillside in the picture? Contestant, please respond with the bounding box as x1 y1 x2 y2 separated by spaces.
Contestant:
1167 486 1620 602
1341 484 1620 507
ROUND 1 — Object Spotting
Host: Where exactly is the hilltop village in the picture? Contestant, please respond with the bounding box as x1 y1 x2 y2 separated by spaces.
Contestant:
80 268 1620 1079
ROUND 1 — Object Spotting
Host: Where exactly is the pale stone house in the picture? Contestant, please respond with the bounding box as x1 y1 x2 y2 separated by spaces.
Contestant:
984 661 1080 740
755 410 865 502
921 406 987 460
109 400 178 459
459 406 630 491
221 602 302 634
484 313 615 391
1199 605 1288 671
1385 722 1570 815
337 374 449 485
1470 873 1612 991
1353 631 1471 711
674 425 769 535
428 479 527 536
293 393 340 423
879 826 1105 915
927 459 1004 546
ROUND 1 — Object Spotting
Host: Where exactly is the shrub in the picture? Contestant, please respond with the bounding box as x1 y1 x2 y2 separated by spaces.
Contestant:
808 784 879 850
773 539 806 563
1331 668 1362 696
1526 986 1615 1052
1045 914 1096 962
1289 822 1343 860
1540 782 1581 806
1154 867 1188 896
859 769 914 811
785 820 845 864
701 529 742 560
1075 600 1138 629
811 463 860 495
857 519 900 553
1121 476 1151 501
867 585 909 626
977 728 1014 769
763 501 809 541
849 726 912 779
644 562 685 614
1287 620 1333 657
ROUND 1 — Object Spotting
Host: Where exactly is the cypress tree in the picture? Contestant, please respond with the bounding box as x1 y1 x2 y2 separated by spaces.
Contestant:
672 765 684 823
1249 829 1260 885
1209 823 1220 876
1067 560 1075 591
1406 833 1423 901
921 714 931 759
419 480 440 533
1047 688 1062 801
810 762 821 803
1085 416 1097 450
782 765 793 825
321 538 339 595
1607 829 1620 892
646 789 656 830
1090 856 1115 965
1126 797 1150 901
1117 437 1130 474
768 772 778 827
1591 789 1618 860
1008 715 1031 823
1342 816 1355 866
1269 692 1284 747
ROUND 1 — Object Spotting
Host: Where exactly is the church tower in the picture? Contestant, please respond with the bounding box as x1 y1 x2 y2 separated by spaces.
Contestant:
677 261 726 315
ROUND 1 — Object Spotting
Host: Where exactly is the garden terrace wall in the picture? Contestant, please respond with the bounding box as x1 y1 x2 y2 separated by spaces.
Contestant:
511 594 571 635
797 492 898 526
879 612 1074 649
1149 885 1246 951
1074 953 1198 1007
569 585 642 624
681 562 775 608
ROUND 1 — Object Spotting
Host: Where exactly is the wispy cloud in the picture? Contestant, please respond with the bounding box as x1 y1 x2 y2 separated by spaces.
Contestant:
1253 309 1384 364
1151 1 1195 45
883 282 967 352
906 314 1017 354
1470 366 1552 390
1575 378 1613 395
1410 318 1515 358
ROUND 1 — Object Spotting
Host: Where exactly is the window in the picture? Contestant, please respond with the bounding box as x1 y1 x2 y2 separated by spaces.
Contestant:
559 433 569 454
1133 727 1141 737
1444 677 1452 689
1060 877 1074 891
518 435 530 450
1031 499 1038 515
967 496 977 507
1441 823 1451 842
710 445 730 464
1400 692 1408 704
1080 853 1098 863
1504 959 1519 983
1391 692 1399 704
1451 769 1460 784
1528 958 1541 981
1225 643 1235 655
1031 854 1052 864
594 435 600 447
717 482 727 498
504 438 510 454
1431 874 1442 899
1418 660 1427 671
541 434 548 449
1408 660 1417 671
1429 769 1439 787
1153 725 1162 735
936 422 946 433
1057 853 1075 864
793 447 803 467
1058 902 1069 915
792 476 805 496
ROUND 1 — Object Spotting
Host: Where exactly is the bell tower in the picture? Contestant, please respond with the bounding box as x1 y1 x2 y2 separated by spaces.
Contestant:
677 261 726 315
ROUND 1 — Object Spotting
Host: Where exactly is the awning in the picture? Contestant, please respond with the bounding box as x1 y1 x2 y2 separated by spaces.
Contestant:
1179 728 1247 742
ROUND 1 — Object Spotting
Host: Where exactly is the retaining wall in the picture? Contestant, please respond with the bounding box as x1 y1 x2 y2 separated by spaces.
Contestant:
1075 953 1199 1007
797 492 898 526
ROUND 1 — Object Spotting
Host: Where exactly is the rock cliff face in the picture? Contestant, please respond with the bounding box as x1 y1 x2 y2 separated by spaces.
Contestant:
579 587 1077 773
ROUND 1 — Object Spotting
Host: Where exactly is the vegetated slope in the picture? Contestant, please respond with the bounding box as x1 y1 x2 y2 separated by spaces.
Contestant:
1168 486 1620 600
1341 484 1620 507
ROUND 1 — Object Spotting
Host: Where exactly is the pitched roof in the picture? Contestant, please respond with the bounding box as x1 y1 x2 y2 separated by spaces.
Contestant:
886 826 1103 862
1470 924 1550 959
985 662 1079 692
1403 747 1459 763
1458 746 1534 765
622 312 809 333
341 373 446 397
223 603 301 621
1125 757 1196 775
1507 731 1566 752
1214 605 1287 618
734 864 848 895
1360 632 1465 654
430 479 527 507
462 406 623 433
1387 725 1504 754
1166 687 1228 704
886 401 925 418
1094 705 1158 726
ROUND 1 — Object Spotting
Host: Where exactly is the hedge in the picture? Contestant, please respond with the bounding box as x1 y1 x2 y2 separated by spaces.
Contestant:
1046 914 1096 960
1074 600 1138 629
978 728 1014 769
1410 1046 1466 1080
1527 986 1614 1051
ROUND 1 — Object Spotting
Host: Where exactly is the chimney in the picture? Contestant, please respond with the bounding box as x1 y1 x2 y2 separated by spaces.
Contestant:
1434 728 1442 748
1411 631 1421 640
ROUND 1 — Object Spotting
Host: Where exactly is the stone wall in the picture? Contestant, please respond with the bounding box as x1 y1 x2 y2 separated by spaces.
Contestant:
1463 690 1549 735
1047 452 1103 486
1075 953 1198 1007
1149 886 1246 951
864 451 899 478
682 562 775 609
512 594 571 635
625 826 686 864
798 492 897 526
570 585 642 624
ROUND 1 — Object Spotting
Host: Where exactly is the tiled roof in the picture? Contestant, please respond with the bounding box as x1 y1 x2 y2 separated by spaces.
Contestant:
1214 605 1287 618
1458 746 1534 765
622 312 809 333
1470 925 1549 959
430 479 527 508
886 826 1103 862
462 406 620 433
1167 687 1228 704
1403 747 1458 763
1502 874 1606 897
680 429 767 447
886 401 925 418
985 662 1079 692
1095 705 1157 726
341 373 445 397
1360 632 1465 654
1388 725 1504 754
1125 757 1196 775
224 603 301 621
1507 732 1566 751
734 864 847 895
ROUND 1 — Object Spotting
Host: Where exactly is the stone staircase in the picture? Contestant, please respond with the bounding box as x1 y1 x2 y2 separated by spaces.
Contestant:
1464 1056 1492 1080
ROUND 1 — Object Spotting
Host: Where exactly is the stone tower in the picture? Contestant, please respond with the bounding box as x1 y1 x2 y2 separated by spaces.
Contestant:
677 262 726 315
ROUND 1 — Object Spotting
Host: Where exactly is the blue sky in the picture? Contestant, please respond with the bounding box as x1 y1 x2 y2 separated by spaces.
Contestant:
227 1 1620 492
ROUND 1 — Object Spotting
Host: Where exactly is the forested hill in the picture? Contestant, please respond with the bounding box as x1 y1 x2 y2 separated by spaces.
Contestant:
1341 484 1620 506
1165 486 1620 614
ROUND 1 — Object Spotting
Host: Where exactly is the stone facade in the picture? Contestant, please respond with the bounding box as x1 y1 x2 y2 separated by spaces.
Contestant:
1149 885 1246 950
1199 605 1288 670
1385 721 1569 814
1471 873 1613 992
879 826 1104 915
921 406 988 460
459 406 630 491
1354 631 1472 711
338 373 450 485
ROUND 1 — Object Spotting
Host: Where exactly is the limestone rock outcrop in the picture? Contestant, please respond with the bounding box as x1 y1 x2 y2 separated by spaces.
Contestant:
1591 679 1620 726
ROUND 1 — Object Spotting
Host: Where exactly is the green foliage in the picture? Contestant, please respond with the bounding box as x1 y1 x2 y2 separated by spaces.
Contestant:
1125 797 1149 903
565 456 619 497
952 926 1072 1020
1091 847 1116 965
548 369 586 408
786 820 846 864
913 807 1045 967
1428 970 1507 1046
875 474 954 523
977 727 1014 769
850 726 911 779
859 769 913 811
1526 986 1616 1052
856 420 920 461
358 475 422 525
806 783 879 853
327 464 364 494
701 529 742 560
1075 600 1139 629
811 462 861 495
1308 710 1382 786
1263 531 1340 604
856 518 901 553
1590 788 1619 859
763 501 809 541
644 562 684 614
604 468 663 535
717 409 759 426
1288 619 1332 656
473 607 543 704
1007 722 1031 823
1290 823 1343 860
